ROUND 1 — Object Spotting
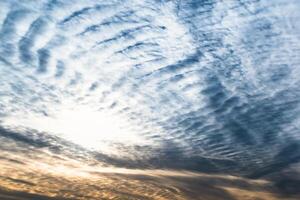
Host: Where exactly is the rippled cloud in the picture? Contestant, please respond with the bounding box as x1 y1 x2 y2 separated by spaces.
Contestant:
0 0 300 199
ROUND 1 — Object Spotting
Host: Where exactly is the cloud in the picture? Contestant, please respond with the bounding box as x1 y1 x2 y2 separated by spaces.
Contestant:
0 0 300 199
0 146 298 200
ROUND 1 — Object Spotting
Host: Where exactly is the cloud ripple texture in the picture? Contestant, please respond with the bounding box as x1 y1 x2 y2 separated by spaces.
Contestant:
0 0 300 191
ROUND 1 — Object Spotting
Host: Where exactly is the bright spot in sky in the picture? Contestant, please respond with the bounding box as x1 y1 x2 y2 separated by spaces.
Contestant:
3 106 142 152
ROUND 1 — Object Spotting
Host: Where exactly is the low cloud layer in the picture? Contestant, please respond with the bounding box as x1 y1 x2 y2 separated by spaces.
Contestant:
0 134 299 200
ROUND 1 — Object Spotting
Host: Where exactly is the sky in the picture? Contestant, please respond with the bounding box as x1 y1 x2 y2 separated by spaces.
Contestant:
0 0 300 199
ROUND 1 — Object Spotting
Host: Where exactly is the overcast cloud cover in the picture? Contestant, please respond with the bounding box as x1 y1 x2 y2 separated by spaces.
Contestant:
0 0 300 199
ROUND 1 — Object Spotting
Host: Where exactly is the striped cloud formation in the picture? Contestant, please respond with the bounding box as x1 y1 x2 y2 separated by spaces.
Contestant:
0 0 300 199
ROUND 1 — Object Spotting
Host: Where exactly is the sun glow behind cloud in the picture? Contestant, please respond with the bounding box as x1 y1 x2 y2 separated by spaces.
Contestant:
3 105 145 152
